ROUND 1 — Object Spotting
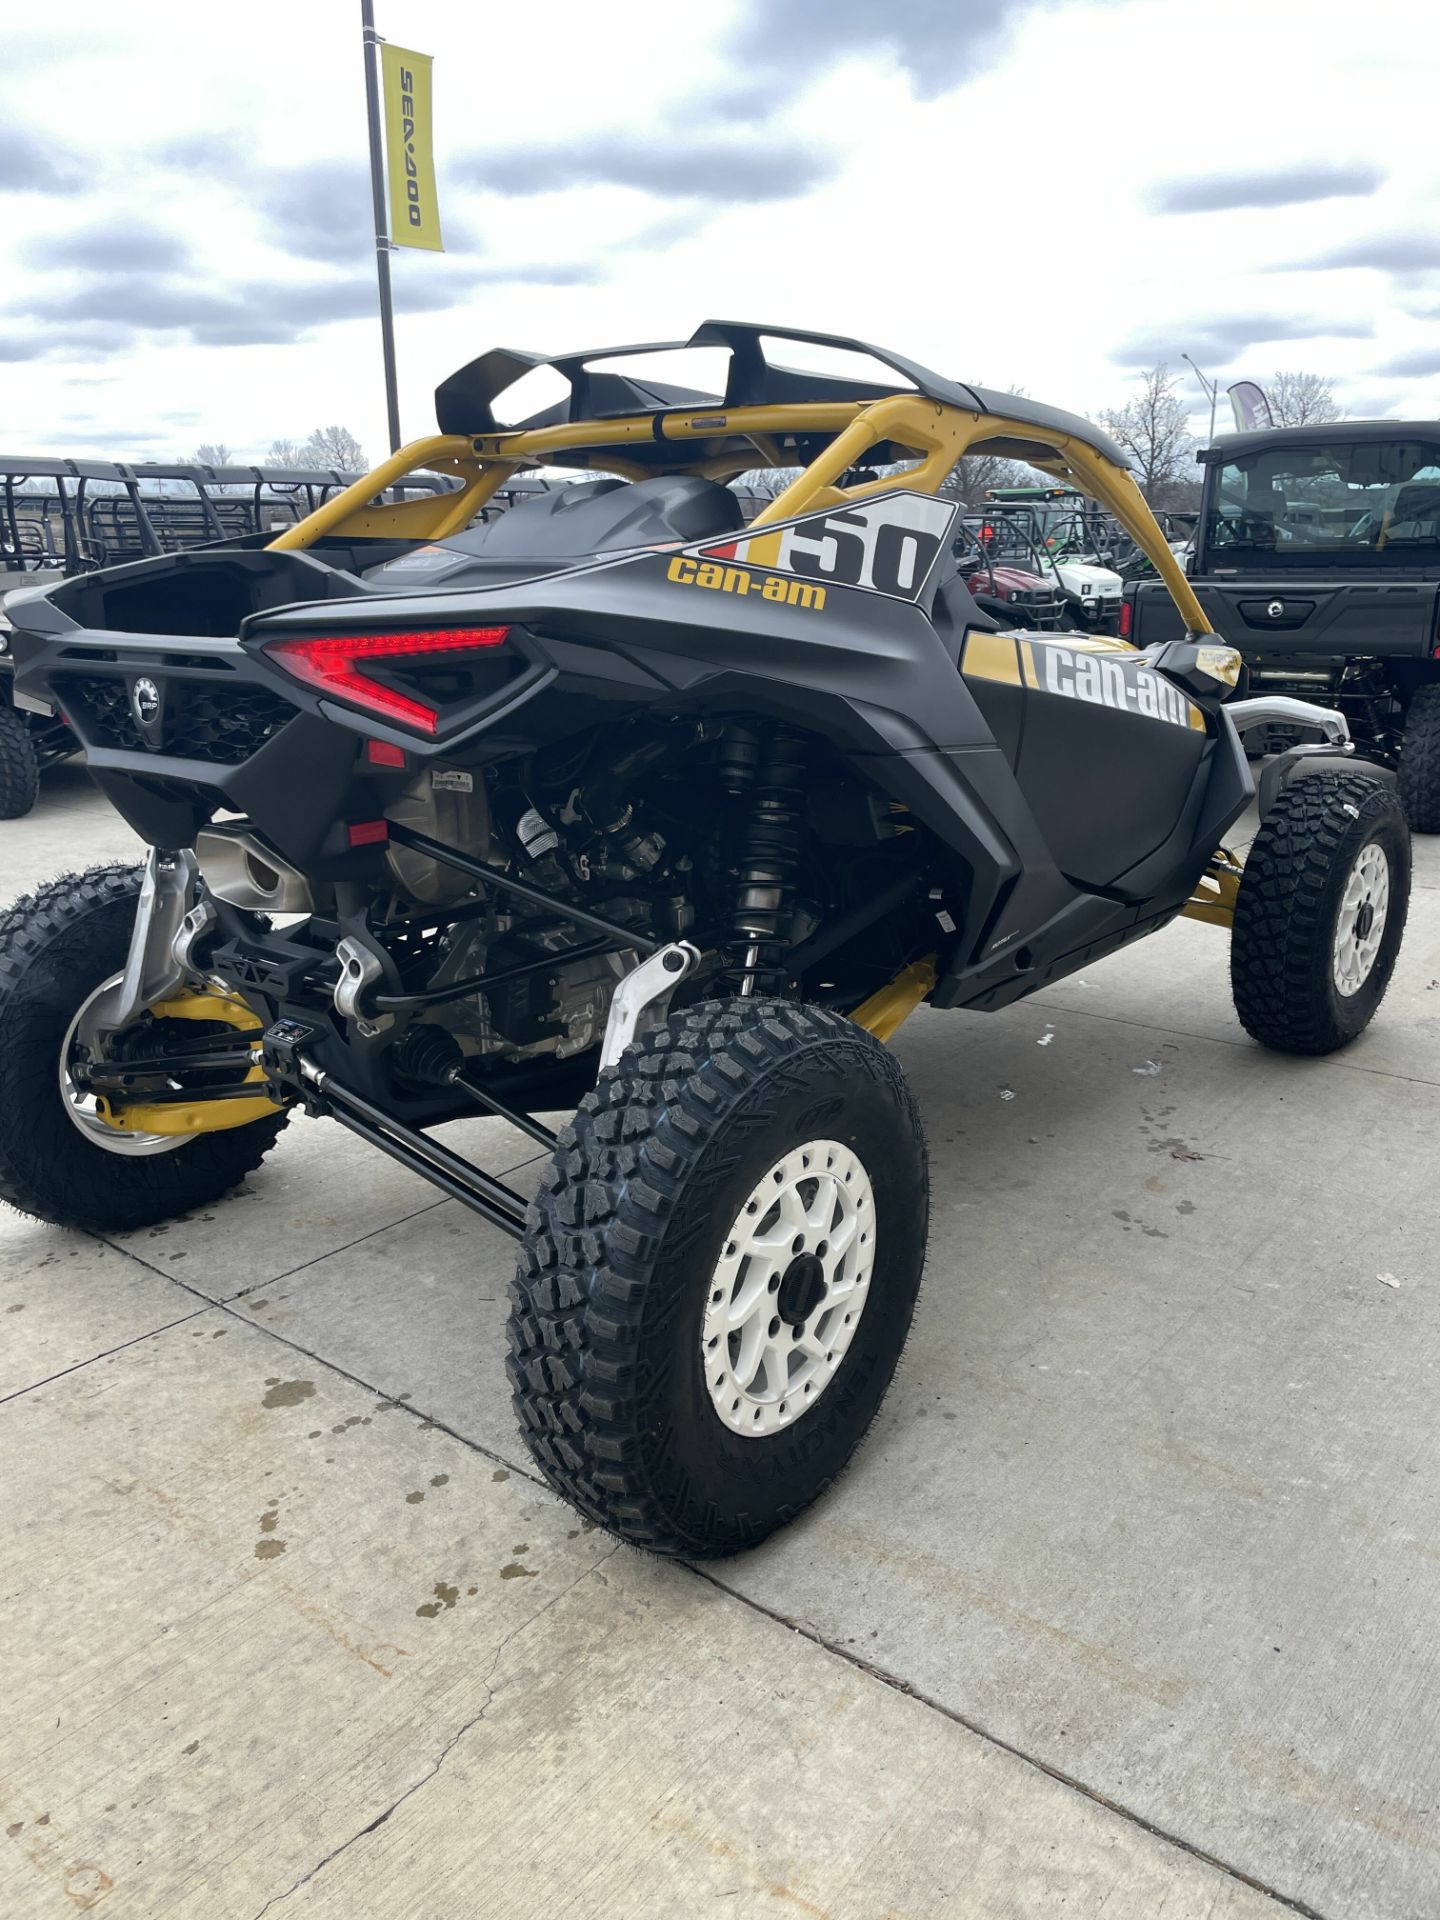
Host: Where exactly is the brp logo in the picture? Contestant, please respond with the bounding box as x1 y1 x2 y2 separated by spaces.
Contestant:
1267 599 1285 619
130 677 162 730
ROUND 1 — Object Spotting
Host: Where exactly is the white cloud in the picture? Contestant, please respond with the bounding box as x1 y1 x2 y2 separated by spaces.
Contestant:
0 0 1434 460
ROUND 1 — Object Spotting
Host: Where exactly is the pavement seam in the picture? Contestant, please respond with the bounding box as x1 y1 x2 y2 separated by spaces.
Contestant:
0 1293 210 1406
96 1146 546 1305
1029 998 1440 1090
185 1298 1334 1920
690 1566 1333 1920
36 1236 535 1479
248 1548 620 1919
210 1291 540 1478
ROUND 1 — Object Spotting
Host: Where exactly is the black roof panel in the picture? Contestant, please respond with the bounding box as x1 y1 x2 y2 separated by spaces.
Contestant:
1202 419 1440 463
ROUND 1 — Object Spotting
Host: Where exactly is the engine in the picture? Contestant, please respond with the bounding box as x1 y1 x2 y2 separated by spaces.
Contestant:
370 719 712 1072
193 712 937 1083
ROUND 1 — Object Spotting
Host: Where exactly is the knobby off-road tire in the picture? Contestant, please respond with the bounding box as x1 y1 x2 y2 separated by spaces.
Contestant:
0 866 286 1233
0 700 40 819
508 999 929 1556
1231 771 1409 1055
1397 683 1440 833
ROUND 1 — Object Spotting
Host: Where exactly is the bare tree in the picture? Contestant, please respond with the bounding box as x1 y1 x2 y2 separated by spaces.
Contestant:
733 466 803 498
264 438 307 466
190 441 250 494
939 450 1048 507
1267 371 1342 428
1097 365 1195 505
300 425 368 472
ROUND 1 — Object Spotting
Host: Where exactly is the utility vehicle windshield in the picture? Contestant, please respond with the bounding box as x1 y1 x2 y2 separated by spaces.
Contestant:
1204 438 1440 570
1037 507 1116 563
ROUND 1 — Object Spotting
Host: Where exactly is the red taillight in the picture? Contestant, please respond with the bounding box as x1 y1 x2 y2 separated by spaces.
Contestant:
1118 599 1133 640
365 738 407 768
266 626 509 735
347 819 390 848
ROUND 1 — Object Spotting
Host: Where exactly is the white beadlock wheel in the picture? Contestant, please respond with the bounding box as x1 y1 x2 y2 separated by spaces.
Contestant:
509 997 928 1556
701 1138 875 1437
59 971 184 1157
1230 771 1410 1056
1332 842 1390 997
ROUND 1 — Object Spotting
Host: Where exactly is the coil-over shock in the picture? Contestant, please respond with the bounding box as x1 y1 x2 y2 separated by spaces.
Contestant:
722 724 808 996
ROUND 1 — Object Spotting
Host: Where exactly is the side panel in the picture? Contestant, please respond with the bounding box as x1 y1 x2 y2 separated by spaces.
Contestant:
960 629 1209 889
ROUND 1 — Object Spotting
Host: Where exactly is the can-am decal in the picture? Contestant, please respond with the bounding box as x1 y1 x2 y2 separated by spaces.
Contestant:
665 555 827 610
691 491 958 603
962 631 1203 730
1030 639 1200 728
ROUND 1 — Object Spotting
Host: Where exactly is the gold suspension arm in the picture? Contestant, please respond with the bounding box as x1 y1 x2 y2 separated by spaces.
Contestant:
94 989 283 1136
848 958 937 1043
1181 851 1243 930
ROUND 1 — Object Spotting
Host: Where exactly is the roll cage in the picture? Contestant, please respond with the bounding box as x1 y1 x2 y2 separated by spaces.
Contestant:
268 320 1212 635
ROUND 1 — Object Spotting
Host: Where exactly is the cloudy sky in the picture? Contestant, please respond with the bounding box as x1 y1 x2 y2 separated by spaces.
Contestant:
2 0 1436 465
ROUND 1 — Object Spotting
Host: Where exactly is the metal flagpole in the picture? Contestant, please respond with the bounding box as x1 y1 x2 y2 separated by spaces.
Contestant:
361 0 402 453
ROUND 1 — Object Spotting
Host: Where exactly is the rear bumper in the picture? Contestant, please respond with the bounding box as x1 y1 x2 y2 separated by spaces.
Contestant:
9 620 376 863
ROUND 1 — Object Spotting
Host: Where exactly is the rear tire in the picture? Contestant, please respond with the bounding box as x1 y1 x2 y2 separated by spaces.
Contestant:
1231 771 1409 1055
0 700 40 819
1396 683 1440 832
508 999 928 1556
0 866 287 1232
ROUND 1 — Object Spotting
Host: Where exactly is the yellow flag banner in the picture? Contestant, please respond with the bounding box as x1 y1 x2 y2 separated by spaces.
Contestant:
381 44 443 252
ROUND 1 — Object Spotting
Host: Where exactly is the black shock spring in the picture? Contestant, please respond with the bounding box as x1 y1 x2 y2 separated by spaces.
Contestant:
725 725 807 996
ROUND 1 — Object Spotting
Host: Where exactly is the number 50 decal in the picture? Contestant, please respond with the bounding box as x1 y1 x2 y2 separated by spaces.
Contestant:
696 491 959 604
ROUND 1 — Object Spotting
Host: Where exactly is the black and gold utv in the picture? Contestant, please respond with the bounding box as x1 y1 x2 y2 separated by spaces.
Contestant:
0 323 1410 1554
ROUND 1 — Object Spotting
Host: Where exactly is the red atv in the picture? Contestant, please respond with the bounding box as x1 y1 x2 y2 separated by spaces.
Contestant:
953 516 1066 628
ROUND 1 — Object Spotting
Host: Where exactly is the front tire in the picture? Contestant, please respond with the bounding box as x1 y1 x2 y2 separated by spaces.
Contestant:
0 866 286 1232
508 999 928 1556
0 700 40 819
1397 683 1440 832
1231 771 1410 1055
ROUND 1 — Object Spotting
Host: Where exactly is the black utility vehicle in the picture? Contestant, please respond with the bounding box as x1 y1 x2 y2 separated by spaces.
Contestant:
1127 423 1440 827
0 458 462 816
0 324 1410 1555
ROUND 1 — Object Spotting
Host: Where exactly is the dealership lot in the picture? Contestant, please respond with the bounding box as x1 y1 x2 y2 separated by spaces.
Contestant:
4 767 1440 1919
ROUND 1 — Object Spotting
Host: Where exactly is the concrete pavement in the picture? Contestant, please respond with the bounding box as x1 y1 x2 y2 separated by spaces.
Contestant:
3 770 1438 1918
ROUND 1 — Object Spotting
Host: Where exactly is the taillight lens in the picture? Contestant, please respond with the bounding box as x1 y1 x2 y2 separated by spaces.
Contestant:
265 626 509 735
1118 599 1133 640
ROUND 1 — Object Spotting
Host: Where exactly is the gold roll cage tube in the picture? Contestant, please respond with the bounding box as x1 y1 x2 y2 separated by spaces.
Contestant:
264 393 1215 641
92 386 1224 1139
